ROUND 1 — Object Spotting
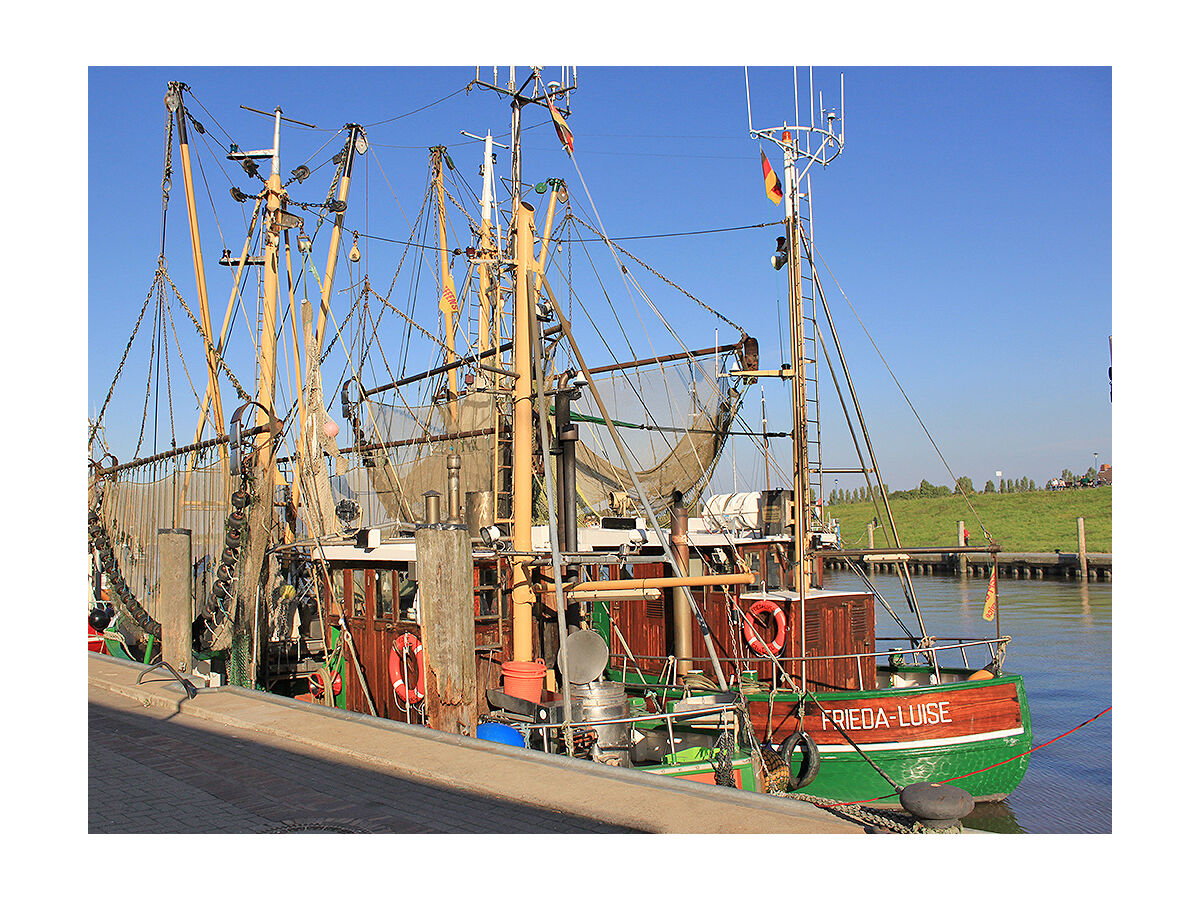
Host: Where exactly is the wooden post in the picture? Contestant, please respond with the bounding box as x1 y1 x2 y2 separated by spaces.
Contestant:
157 529 193 675
415 523 477 737
867 522 875 576
956 520 966 576
1077 516 1088 582
670 495 693 675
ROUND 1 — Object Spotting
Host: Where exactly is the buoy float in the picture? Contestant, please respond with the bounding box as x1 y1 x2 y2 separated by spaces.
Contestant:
743 599 787 656
388 633 425 705
968 669 995 681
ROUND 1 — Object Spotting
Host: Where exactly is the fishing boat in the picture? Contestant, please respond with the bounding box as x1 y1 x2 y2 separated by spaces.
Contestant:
88 67 1030 811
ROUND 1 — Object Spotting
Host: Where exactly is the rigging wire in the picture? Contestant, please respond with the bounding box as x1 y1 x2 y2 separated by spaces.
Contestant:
812 241 992 538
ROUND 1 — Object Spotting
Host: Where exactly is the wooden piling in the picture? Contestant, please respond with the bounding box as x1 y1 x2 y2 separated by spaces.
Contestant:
157 528 193 675
867 522 875 576
1077 517 1088 583
956 520 966 576
415 523 477 738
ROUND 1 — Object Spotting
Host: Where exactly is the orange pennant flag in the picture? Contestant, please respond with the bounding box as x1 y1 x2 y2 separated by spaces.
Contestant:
761 150 783 205
548 98 574 155
982 565 998 621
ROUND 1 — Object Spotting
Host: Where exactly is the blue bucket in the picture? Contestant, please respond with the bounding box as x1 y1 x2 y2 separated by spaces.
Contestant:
476 723 525 748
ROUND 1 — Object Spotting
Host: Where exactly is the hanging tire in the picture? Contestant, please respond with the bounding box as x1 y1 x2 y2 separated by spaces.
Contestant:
780 730 821 790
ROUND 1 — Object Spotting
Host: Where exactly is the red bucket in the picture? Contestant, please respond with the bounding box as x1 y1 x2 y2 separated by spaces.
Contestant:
501 658 546 703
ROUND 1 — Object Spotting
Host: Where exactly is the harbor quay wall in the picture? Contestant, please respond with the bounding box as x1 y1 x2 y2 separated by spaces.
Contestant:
823 551 1112 582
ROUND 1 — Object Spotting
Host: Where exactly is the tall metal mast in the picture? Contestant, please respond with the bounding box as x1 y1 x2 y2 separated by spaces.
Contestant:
748 67 844 690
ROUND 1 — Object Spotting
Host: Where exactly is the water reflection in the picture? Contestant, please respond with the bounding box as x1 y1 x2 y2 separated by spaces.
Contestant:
824 569 1113 834
964 799 1025 834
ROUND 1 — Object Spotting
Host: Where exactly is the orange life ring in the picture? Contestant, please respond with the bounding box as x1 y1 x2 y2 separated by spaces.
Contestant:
388 633 425 705
743 598 787 656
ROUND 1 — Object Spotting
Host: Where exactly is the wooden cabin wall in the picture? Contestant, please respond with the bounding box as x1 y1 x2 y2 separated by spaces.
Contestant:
322 558 510 724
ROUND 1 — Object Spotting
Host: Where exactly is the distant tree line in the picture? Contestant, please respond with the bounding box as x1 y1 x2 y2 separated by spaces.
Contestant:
827 467 1104 504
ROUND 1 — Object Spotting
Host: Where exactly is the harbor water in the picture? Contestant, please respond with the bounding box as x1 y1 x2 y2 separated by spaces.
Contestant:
823 569 1113 834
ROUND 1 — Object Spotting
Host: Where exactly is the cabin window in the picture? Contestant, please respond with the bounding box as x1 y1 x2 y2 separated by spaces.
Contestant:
395 564 418 620
745 550 763 585
351 569 366 618
765 547 784 590
376 570 394 620
326 566 345 610
477 564 499 617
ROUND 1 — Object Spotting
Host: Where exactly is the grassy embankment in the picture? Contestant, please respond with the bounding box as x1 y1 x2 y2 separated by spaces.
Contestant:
827 486 1111 554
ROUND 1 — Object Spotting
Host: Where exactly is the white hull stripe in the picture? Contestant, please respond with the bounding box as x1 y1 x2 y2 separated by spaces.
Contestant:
814 726 1026 754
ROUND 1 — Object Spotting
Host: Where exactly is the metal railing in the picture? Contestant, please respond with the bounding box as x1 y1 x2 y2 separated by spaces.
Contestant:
610 634 1011 693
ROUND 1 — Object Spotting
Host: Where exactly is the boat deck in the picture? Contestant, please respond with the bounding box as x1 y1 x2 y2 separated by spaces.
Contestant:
88 654 867 834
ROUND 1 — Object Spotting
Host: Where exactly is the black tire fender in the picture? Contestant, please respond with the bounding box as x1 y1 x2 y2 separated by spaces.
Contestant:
780 730 821 790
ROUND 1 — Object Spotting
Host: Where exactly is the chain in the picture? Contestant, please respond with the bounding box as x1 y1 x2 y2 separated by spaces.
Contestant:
90 272 159 447
566 214 745 334
160 270 252 402
196 465 253 650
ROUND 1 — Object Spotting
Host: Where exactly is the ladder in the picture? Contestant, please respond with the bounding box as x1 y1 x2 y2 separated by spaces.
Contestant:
490 278 516 527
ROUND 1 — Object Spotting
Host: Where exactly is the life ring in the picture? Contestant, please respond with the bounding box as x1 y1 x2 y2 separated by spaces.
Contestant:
743 598 787 656
779 730 821 790
388 633 425 705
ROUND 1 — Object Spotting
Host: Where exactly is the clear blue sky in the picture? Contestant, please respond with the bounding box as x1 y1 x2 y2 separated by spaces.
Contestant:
87 65 1112 495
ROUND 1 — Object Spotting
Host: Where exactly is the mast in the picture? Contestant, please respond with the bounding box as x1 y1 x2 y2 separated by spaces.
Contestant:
477 132 497 360
782 132 811 591
315 123 364 353
167 83 227 454
511 200 537 661
256 107 284 449
748 68 845 691
433 146 459 417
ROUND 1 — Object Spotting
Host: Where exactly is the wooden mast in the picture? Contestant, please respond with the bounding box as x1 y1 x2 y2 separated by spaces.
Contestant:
315 124 363 353
256 107 284 454
168 83 227 454
433 147 459 419
477 132 496 361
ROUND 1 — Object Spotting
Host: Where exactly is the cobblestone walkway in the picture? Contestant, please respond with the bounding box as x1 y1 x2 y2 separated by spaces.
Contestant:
89 692 635 834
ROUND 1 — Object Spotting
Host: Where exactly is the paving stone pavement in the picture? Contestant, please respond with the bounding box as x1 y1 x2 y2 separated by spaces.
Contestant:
89 691 636 834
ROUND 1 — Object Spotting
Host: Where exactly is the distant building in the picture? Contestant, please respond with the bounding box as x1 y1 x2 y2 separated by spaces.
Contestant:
1098 463 1112 485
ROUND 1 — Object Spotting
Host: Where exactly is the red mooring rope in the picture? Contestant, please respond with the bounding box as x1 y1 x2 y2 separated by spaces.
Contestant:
812 705 1113 808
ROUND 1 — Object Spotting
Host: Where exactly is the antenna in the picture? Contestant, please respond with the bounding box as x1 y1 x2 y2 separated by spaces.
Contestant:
746 67 845 170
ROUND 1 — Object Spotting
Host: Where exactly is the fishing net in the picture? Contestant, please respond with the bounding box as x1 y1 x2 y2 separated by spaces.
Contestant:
571 358 744 518
343 391 496 527
92 448 234 631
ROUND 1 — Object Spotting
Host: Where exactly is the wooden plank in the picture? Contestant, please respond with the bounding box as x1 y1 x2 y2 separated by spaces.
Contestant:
751 680 1023 745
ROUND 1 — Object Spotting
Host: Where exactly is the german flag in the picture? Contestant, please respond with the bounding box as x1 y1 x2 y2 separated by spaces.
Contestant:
761 150 783 205
548 98 574 155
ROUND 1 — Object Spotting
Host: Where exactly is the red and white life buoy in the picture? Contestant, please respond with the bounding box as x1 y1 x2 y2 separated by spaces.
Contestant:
388 633 425 705
743 598 787 656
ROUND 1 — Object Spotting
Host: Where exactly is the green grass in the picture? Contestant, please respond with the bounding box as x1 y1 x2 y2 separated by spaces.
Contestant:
826 486 1111 554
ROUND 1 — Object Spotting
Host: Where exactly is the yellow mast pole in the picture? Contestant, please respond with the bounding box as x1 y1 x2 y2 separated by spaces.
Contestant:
533 183 559 295
512 200 537 661
476 133 496 361
433 147 459 416
257 107 284 462
282 237 302 542
168 85 226 442
315 125 362 354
